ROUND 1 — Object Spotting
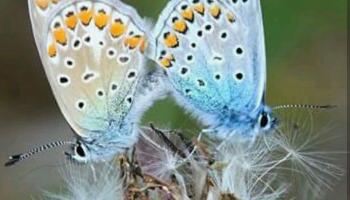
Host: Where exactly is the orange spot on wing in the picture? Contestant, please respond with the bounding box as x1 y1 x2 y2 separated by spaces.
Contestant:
79 9 93 26
210 5 221 19
124 35 145 51
47 43 57 57
53 28 67 45
159 54 175 68
163 32 179 48
94 11 109 29
181 8 194 22
140 39 147 53
193 3 205 15
51 0 59 4
65 13 78 30
173 19 188 34
110 20 125 38
160 58 171 68
227 12 236 23
35 0 49 10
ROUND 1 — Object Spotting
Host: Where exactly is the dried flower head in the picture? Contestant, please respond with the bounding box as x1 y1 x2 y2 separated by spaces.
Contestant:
43 161 123 200
44 112 343 200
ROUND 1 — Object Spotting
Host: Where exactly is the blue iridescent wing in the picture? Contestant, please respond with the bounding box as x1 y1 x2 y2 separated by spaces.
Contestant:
150 0 266 120
28 0 148 137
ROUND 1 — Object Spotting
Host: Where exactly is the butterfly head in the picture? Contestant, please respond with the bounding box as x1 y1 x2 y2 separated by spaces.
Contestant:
212 105 277 139
65 127 134 164
65 138 117 164
251 104 334 134
255 106 277 132
66 140 91 164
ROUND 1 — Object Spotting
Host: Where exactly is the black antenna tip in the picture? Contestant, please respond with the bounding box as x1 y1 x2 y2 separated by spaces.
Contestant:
320 105 337 109
4 154 22 167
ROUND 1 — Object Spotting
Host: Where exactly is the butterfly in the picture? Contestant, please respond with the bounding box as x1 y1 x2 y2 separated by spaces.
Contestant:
147 0 274 139
5 0 157 166
148 0 331 139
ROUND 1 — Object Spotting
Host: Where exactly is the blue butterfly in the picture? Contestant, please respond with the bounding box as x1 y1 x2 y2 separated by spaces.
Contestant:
149 0 278 139
149 0 332 139
5 0 159 166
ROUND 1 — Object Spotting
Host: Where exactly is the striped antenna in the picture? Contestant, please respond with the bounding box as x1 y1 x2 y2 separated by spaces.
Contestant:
5 140 73 167
273 104 336 110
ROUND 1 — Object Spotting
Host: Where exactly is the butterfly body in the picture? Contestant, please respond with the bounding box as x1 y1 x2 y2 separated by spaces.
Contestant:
150 0 275 139
72 120 137 162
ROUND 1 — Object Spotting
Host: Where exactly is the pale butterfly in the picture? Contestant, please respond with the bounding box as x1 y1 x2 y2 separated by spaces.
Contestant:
5 0 159 166
148 0 332 139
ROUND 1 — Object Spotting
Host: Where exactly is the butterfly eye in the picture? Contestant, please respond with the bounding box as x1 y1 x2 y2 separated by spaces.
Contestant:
259 113 269 128
75 144 86 157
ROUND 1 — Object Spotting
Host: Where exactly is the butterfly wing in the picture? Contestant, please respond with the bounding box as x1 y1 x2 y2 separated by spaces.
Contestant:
150 0 266 118
29 0 147 137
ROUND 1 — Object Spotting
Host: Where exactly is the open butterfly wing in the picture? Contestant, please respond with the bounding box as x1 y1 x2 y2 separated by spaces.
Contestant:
28 0 147 137
151 0 266 116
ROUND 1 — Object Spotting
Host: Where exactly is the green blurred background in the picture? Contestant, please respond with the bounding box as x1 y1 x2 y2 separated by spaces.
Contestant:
0 0 347 199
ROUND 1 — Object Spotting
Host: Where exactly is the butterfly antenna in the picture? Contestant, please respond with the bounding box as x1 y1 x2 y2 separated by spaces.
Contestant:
4 140 73 167
272 104 337 110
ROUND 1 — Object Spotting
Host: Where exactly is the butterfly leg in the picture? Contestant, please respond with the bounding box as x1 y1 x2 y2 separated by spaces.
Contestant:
172 130 193 151
118 148 180 199
201 128 216 135
149 123 187 159
126 171 181 200
89 164 97 182
117 152 147 199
